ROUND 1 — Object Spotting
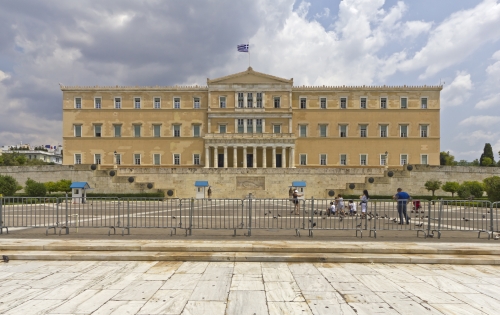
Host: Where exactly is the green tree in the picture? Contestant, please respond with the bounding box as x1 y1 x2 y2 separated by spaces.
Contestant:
44 181 58 194
458 181 484 199
25 178 47 197
482 157 493 166
441 181 460 197
471 159 480 166
15 155 27 165
440 151 456 166
0 175 20 196
56 179 72 193
480 143 495 166
483 176 500 202
424 179 442 197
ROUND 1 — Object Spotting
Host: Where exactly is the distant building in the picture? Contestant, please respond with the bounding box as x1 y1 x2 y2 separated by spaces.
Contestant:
61 67 441 168
1 144 63 164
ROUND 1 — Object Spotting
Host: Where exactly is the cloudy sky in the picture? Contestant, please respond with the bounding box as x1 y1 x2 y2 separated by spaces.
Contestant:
0 0 499 161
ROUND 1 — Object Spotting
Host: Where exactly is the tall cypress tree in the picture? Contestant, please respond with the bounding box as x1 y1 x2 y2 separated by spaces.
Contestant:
480 143 495 166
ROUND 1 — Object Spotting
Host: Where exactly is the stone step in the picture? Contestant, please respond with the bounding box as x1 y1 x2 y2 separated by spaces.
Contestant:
1 250 498 264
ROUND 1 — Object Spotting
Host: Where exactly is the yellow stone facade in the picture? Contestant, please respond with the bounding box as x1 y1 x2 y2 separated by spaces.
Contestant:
62 68 441 168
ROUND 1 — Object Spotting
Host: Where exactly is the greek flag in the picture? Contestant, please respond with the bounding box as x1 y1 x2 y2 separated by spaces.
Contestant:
237 44 249 52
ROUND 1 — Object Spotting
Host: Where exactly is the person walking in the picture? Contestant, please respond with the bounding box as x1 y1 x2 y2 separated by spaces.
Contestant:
359 190 369 218
393 188 411 225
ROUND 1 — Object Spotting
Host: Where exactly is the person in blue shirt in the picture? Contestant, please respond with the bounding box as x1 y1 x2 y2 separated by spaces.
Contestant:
393 188 411 225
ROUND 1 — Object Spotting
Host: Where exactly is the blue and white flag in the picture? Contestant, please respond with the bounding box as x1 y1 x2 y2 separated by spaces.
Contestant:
237 44 249 52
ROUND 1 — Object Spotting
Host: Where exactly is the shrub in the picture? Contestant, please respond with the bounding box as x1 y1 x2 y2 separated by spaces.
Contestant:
25 178 47 197
483 176 500 202
424 180 442 197
44 181 58 194
441 182 460 197
457 181 484 199
0 175 20 196
56 179 72 193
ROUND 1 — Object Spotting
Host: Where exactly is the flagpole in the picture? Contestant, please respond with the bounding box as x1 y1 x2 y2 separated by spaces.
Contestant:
248 41 250 67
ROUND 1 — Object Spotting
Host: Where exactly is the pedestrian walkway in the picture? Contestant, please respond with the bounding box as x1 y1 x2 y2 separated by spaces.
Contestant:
0 260 499 314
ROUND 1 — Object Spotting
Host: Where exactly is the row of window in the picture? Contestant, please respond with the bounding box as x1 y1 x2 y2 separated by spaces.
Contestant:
73 95 429 110
75 153 429 166
74 122 430 138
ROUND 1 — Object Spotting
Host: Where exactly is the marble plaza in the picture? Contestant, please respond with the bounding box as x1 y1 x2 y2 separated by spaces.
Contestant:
1 260 499 314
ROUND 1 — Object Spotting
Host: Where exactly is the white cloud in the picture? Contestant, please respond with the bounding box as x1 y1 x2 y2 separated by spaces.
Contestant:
441 72 472 108
0 70 9 81
402 20 432 38
475 50 500 109
459 115 500 127
398 0 500 79
314 8 330 19
454 130 500 145
475 93 500 109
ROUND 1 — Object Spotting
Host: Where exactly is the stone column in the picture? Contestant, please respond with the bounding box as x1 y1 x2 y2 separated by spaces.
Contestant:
223 146 228 168
289 118 292 133
243 119 247 134
290 147 295 168
233 146 237 168
253 146 257 168
262 146 267 168
272 146 276 168
213 146 218 169
262 119 265 133
282 146 287 168
243 146 247 168
253 120 256 133
205 146 210 168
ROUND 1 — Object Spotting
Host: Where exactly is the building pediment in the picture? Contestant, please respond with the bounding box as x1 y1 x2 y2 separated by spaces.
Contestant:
208 67 293 85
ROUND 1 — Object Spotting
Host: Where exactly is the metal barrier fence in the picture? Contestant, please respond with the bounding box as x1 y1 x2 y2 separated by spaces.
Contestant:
0 196 498 238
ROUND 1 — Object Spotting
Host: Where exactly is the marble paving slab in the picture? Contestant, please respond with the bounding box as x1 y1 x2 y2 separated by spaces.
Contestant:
3 298 64 315
180 301 226 315
50 289 120 314
268 301 313 315
189 280 230 301
92 301 145 315
265 281 303 302
161 273 202 290
226 290 268 315
112 280 163 301
137 289 191 315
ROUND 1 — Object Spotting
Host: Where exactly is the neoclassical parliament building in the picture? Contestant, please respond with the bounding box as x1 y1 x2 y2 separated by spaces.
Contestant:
62 67 441 168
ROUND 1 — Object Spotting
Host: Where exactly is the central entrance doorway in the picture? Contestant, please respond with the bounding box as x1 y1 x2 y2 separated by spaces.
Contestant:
247 154 253 168
276 154 282 168
218 154 224 168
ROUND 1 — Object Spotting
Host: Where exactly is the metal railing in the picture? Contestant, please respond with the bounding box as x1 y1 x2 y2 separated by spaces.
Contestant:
0 196 498 239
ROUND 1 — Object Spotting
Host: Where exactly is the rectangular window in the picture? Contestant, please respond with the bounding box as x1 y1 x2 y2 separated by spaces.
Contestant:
154 97 161 109
153 125 161 137
247 93 253 108
380 154 387 166
237 119 244 133
421 98 428 109
299 125 307 137
115 154 121 165
94 98 101 109
256 93 263 108
421 154 428 165
400 97 407 109
274 97 280 108
340 154 347 166
319 124 327 137
340 125 347 138
340 97 347 109
380 125 388 138
114 125 121 137
360 125 367 138
256 119 262 133
219 125 226 134
320 97 327 109
134 125 141 137
75 98 82 109
219 96 226 108
193 97 200 109
420 125 428 138
400 125 408 138
273 124 281 134
193 154 200 165
94 154 101 165
320 154 327 166
153 154 161 165
75 154 82 164
300 98 307 109
193 125 200 137
174 154 180 165
114 97 121 109
94 125 101 137
238 92 244 108
360 97 367 109
174 97 181 109
247 119 253 133
74 125 82 137
300 154 307 166
134 97 141 109
173 125 181 137
401 154 408 165
380 97 387 109
134 154 141 165
360 154 367 166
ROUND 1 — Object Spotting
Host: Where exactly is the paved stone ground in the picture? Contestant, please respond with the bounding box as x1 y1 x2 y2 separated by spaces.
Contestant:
1 260 499 314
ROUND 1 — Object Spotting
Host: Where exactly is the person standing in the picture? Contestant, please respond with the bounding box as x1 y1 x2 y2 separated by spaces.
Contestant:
207 186 212 201
359 190 369 218
394 188 410 225
327 202 336 216
292 189 302 215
